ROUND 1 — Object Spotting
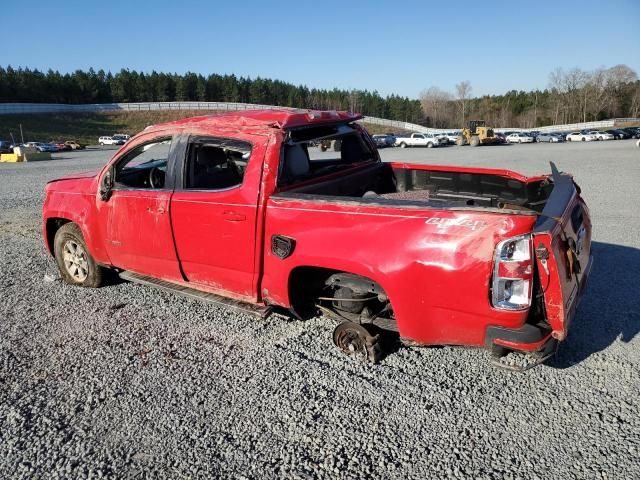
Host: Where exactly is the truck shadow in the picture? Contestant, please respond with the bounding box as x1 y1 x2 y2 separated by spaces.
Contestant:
549 240 640 368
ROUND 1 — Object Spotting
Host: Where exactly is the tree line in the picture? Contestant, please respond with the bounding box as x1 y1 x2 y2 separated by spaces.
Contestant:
0 66 422 123
1 64 638 128
420 64 640 129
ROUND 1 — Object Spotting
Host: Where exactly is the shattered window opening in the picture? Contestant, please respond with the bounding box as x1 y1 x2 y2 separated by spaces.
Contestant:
114 137 172 190
184 138 252 191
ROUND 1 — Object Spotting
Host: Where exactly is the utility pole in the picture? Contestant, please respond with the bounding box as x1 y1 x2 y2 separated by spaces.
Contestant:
19 124 24 144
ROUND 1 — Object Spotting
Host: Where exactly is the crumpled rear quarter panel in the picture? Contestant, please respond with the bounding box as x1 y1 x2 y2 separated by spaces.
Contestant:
261 197 538 346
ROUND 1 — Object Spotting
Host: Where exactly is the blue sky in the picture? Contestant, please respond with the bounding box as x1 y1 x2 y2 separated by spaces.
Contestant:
4 0 639 98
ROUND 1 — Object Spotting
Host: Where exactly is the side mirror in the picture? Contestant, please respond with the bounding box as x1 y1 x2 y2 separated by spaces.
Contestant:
99 168 114 201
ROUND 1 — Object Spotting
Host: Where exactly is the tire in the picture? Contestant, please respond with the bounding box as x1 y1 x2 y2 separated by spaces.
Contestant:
581 137 585 141
470 136 480 147
456 137 465 146
399 142 407 149
100 142 104 146
427 142 433 148
54 223 105 288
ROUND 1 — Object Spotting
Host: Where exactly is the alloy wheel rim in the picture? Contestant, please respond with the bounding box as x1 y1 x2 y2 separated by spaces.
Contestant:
62 240 89 282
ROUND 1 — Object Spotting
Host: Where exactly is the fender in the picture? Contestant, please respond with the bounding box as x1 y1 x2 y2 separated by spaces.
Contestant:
42 178 112 265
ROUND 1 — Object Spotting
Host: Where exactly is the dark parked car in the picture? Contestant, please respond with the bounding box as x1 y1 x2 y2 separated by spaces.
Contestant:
551 132 568 141
0 140 14 154
621 127 640 139
371 134 395 148
494 132 506 143
604 129 627 140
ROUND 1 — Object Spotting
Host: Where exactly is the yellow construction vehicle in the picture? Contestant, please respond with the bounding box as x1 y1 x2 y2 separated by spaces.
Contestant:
456 120 499 146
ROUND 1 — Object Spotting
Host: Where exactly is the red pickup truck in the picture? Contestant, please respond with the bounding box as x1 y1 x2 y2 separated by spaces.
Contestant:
42 109 592 370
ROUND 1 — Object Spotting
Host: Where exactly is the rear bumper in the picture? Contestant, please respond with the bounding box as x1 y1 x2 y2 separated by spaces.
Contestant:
485 323 554 353
485 253 593 357
485 323 558 371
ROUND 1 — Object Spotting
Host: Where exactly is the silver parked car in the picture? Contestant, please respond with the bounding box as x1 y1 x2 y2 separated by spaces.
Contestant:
536 133 564 143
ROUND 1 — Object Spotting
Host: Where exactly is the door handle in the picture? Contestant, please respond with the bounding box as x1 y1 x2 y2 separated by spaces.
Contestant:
223 210 246 222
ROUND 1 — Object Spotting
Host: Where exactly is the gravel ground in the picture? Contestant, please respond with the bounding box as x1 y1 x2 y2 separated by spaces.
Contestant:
1 141 639 479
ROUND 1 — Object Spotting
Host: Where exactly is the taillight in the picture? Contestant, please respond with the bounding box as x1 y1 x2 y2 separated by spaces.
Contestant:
491 234 533 310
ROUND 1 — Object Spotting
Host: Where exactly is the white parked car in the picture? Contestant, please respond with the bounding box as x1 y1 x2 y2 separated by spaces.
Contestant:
444 132 461 144
589 131 614 141
394 132 445 148
435 133 451 144
566 132 597 142
505 133 534 144
98 136 125 146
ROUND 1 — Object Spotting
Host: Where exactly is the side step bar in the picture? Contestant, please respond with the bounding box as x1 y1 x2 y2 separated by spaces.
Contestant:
119 271 272 318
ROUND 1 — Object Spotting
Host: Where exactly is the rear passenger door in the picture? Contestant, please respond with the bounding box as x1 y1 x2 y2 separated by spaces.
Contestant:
170 134 267 300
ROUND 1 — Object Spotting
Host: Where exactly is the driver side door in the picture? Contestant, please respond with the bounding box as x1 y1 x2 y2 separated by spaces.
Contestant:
104 134 183 281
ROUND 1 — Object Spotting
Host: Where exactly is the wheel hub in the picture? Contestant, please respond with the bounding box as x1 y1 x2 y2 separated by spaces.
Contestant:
332 321 382 363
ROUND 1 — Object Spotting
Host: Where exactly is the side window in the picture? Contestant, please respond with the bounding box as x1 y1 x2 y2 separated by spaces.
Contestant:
114 137 172 189
184 140 251 190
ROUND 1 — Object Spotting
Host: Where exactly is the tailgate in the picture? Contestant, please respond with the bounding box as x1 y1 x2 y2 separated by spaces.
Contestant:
533 163 593 340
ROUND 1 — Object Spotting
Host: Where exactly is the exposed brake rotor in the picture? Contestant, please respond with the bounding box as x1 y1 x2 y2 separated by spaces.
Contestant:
332 321 382 363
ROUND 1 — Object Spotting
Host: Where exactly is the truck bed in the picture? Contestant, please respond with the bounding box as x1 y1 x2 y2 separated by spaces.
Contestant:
277 162 553 214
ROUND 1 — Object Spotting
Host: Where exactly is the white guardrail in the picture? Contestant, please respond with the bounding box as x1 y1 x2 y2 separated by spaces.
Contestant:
0 102 637 133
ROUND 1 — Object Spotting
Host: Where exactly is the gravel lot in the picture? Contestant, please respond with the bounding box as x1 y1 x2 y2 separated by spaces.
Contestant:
1 140 639 479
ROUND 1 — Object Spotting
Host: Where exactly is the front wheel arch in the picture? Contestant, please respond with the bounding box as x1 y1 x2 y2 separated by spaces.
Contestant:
53 222 106 287
45 217 72 255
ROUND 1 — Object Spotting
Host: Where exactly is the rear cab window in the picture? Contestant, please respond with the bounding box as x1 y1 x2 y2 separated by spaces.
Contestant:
279 124 377 187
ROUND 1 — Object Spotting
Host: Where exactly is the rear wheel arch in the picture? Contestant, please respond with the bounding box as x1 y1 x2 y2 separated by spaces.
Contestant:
287 266 393 318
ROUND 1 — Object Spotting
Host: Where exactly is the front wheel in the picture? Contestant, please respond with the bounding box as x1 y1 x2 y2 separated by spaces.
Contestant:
399 142 407 149
54 223 106 287
427 142 433 148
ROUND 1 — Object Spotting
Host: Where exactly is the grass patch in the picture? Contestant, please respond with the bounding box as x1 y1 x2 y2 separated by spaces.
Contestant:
0 110 221 145
614 121 640 128
0 110 411 145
